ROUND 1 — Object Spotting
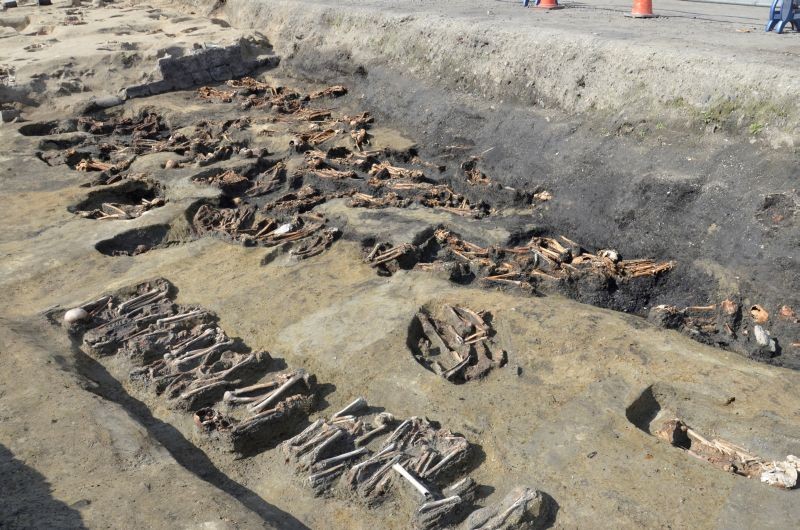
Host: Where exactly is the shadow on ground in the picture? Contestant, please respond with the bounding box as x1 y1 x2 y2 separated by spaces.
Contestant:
0 444 87 529
72 347 310 530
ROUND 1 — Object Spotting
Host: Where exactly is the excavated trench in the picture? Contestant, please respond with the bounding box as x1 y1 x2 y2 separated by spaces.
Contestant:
36 70 798 521
52 279 509 529
4 2 800 528
43 65 798 368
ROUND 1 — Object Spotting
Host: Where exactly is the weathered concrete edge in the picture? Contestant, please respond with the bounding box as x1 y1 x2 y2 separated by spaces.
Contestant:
165 0 798 145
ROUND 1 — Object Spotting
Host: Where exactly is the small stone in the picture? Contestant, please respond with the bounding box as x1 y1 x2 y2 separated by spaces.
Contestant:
164 159 178 169
0 109 20 123
239 148 253 158
753 325 770 347
64 307 89 324
753 324 777 354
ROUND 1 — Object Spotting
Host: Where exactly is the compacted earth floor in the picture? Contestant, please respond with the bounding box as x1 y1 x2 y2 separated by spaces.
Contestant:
1 2 799 529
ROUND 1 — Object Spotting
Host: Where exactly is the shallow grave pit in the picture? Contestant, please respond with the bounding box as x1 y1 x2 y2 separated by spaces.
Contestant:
626 383 800 490
70 178 165 220
407 303 507 384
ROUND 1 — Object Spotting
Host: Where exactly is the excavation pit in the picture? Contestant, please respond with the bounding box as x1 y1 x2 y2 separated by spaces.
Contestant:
18 119 76 136
626 384 800 490
69 179 165 220
95 224 178 256
407 303 507 384
4 2 800 527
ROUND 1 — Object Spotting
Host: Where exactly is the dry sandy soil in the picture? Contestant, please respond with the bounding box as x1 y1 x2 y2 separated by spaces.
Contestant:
1 1 799 529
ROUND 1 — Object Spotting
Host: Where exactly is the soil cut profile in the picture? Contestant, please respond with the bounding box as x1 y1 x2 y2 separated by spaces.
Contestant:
1 1 799 529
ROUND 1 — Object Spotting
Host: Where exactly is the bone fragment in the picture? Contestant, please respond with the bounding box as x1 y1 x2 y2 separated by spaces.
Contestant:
156 310 205 327
419 495 462 513
314 447 368 470
332 396 368 419
248 370 309 414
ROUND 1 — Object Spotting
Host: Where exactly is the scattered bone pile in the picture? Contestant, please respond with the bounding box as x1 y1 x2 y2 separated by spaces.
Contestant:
430 229 674 289
59 279 552 528
412 305 507 383
193 368 317 454
283 398 471 502
363 242 419 275
192 196 340 258
62 112 169 175
74 196 165 220
69 178 166 221
41 75 796 360
648 300 799 360
38 111 253 186
194 77 492 219
66 278 318 453
655 418 800 490
48 79 677 286
281 397 547 530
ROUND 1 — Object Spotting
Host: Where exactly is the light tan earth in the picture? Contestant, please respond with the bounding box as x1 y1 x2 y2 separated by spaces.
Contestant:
1 2 799 530
189 0 800 147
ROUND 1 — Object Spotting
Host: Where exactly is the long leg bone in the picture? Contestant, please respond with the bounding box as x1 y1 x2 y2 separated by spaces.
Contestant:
421 446 463 478
332 396 368 419
223 380 280 404
312 447 368 472
156 310 206 327
118 289 167 314
388 419 412 444
419 496 462 513
168 327 217 357
248 370 310 414
283 419 325 452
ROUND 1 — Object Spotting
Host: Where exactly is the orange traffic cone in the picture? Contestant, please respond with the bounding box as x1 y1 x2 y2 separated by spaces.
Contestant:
536 0 564 10
630 0 656 17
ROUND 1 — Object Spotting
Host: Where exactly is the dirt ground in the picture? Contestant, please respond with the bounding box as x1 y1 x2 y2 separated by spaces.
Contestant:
1 1 799 529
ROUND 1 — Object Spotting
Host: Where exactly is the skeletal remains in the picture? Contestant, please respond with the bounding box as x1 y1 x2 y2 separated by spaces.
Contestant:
58 278 551 528
648 298 799 360
41 69 795 526
431 229 673 287
63 278 318 452
281 396 549 529
357 227 674 300
283 401 470 502
655 418 800 489
412 304 507 383
192 202 339 257
41 75 674 301
74 196 165 220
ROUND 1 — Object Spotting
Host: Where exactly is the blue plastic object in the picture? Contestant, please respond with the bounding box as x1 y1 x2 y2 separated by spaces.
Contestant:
522 0 542 6
766 0 800 33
